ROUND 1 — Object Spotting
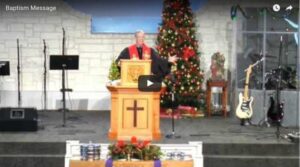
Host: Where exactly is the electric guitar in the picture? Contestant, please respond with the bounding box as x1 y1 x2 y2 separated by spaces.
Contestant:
267 95 284 123
236 58 264 119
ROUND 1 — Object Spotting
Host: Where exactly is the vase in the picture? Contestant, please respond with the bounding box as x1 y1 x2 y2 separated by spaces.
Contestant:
127 153 131 161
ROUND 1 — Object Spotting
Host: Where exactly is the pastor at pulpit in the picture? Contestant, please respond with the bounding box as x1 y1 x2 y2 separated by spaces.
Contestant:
116 30 178 82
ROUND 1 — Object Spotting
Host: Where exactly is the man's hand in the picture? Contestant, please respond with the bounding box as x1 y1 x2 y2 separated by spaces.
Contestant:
168 55 178 64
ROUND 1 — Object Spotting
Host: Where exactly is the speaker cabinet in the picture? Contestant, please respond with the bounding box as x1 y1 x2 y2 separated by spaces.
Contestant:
0 108 38 131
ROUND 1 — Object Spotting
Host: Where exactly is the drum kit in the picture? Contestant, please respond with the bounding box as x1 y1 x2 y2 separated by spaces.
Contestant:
265 66 296 90
245 53 297 90
263 53 297 90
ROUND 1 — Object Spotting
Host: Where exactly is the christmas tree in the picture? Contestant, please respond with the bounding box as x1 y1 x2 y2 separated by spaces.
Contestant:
108 59 120 81
156 0 205 112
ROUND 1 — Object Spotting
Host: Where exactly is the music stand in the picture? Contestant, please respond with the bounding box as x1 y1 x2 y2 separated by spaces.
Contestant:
0 61 10 76
0 61 9 104
50 55 79 70
50 55 79 127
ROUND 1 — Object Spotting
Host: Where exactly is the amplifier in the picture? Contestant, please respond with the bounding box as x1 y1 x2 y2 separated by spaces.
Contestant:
0 107 38 131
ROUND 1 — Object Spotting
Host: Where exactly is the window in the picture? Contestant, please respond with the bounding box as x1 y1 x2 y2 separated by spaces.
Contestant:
237 8 299 90
235 7 299 126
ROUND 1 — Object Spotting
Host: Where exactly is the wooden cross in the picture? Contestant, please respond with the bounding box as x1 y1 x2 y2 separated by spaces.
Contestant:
126 100 144 127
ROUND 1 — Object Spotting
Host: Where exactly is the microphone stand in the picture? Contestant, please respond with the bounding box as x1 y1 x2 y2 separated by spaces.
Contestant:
54 28 74 128
62 28 65 56
43 39 47 112
17 39 21 107
165 72 181 139
256 37 284 141
62 64 67 127
61 28 67 127
275 36 284 139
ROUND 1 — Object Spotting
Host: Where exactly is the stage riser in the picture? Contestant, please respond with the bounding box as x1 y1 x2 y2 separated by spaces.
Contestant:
0 142 299 167
0 157 64 167
0 142 65 155
204 156 299 167
0 142 65 167
203 143 299 167
203 143 299 156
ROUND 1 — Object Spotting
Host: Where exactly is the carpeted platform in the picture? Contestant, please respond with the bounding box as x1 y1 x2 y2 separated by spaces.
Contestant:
0 111 298 167
0 111 298 143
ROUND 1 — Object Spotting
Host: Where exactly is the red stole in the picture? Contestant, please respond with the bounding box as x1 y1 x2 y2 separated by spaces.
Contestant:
128 44 151 60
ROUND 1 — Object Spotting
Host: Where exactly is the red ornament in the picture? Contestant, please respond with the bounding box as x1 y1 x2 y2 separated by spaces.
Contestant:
168 20 176 29
172 2 181 9
183 47 195 61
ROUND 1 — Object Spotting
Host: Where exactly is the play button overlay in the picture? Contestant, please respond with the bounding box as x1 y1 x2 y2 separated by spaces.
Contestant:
138 75 162 92
147 80 154 87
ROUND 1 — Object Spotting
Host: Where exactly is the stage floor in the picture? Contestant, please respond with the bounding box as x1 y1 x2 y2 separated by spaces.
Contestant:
0 111 298 144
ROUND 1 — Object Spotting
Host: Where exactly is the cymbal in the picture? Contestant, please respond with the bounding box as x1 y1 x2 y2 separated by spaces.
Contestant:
265 55 277 58
253 53 276 58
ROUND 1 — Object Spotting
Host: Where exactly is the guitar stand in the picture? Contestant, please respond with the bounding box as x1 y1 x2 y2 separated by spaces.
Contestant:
240 118 252 126
259 120 271 128
258 94 272 128
258 109 271 128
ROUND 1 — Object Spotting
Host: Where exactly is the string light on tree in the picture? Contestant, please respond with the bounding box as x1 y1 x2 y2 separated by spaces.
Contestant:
156 0 205 112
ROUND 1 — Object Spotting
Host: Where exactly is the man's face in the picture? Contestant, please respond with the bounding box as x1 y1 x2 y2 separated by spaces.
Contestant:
135 32 145 46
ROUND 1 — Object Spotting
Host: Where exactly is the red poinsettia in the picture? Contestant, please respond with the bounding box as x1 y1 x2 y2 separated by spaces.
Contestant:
131 136 138 145
116 140 125 148
137 140 151 149
108 136 162 160
183 47 195 61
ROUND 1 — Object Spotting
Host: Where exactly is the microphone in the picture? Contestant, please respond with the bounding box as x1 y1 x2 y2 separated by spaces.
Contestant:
62 27 65 56
43 39 46 47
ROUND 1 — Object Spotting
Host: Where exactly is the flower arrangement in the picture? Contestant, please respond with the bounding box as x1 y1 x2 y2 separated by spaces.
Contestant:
108 136 163 161
210 52 225 80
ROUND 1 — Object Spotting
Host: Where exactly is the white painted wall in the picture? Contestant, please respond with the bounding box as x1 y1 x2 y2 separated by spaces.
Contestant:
2 0 226 110
3 0 296 111
0 0 158 110
195 1 233 83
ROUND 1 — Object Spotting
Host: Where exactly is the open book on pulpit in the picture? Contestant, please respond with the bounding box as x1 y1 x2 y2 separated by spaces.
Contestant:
106 59 163 141
120 59 151 86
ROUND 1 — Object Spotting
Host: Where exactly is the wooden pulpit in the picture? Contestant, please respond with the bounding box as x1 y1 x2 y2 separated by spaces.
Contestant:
106 60 164 141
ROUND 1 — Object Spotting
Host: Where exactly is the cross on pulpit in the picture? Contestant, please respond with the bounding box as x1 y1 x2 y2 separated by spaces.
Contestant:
126 100 144 127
